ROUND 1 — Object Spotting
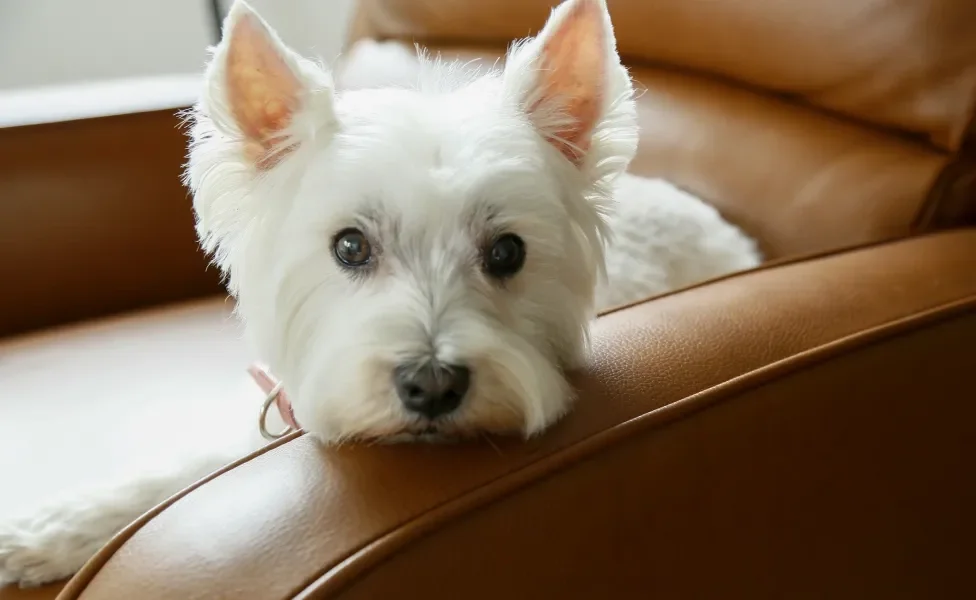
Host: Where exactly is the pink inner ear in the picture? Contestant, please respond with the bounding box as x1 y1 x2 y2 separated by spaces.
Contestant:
226 14 301 169
533 0 606 165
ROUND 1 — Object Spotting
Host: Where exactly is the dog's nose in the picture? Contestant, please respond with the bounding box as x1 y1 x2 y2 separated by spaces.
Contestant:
394 362 470 419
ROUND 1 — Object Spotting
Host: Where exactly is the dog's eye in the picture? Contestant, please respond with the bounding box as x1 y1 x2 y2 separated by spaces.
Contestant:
484 234 526 279
333 229 372 267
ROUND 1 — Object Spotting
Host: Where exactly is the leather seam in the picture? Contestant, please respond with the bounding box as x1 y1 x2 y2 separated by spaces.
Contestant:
298 295 976 599
55 430 305 599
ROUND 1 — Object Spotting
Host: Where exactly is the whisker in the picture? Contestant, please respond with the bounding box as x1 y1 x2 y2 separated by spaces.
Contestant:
481 433 503 456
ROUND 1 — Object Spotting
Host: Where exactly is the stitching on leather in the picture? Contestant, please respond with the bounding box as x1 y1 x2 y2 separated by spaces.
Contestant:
299 295 976 599
55 430 304 599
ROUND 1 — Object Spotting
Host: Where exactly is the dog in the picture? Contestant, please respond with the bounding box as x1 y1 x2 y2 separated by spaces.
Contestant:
0 0 760 587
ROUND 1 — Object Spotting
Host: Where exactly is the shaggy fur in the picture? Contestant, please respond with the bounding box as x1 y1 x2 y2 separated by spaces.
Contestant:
0 0 759 587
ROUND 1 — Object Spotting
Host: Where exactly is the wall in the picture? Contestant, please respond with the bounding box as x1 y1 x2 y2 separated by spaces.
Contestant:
0 0 355 91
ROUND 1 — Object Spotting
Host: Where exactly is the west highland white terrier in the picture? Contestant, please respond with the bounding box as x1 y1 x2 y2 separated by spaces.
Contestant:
0 0 760 587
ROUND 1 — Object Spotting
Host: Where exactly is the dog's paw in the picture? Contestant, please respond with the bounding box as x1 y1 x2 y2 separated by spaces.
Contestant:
0 501 134 587
0 527 82 587
0 449 252 587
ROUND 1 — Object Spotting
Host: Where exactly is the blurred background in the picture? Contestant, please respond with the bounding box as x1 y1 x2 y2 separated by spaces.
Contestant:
0 0 355 90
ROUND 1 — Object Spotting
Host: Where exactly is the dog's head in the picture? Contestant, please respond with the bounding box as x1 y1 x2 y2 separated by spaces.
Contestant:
184 0 638 443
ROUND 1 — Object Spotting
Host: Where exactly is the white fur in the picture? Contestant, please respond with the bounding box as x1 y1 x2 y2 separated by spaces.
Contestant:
0 0 760 587
0 446 252 586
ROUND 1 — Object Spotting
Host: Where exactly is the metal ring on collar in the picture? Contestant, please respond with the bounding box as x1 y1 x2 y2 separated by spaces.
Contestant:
258 381 293 441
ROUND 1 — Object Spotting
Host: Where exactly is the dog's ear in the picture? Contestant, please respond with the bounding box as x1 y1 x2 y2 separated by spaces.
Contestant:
185 1 337 279
503 0 637 175
200 0 335 170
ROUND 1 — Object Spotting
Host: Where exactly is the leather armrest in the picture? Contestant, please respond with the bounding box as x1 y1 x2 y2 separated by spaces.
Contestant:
61 230 976 599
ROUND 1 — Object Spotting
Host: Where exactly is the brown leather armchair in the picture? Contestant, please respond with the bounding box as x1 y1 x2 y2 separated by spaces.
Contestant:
4 0 975 598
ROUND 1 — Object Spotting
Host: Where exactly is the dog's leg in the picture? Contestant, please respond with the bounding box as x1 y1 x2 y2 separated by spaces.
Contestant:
0 437 261 587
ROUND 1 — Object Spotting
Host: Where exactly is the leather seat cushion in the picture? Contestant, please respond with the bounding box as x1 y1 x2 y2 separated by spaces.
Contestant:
0 297 257 522
0 297 259 599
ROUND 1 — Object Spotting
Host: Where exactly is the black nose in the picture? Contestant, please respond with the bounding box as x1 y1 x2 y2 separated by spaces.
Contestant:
394 362 470 419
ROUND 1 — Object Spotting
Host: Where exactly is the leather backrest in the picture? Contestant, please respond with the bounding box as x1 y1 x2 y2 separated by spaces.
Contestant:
351 0 976 151
0 110 222 338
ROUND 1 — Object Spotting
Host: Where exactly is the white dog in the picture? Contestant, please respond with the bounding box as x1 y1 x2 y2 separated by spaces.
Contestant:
0 0 759 587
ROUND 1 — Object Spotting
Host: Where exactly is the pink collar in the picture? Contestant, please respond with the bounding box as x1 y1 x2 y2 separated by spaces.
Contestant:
248 363 301 439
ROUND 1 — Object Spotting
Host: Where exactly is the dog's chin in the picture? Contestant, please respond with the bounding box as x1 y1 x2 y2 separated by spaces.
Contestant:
334 413 527 445
378 428 463 445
